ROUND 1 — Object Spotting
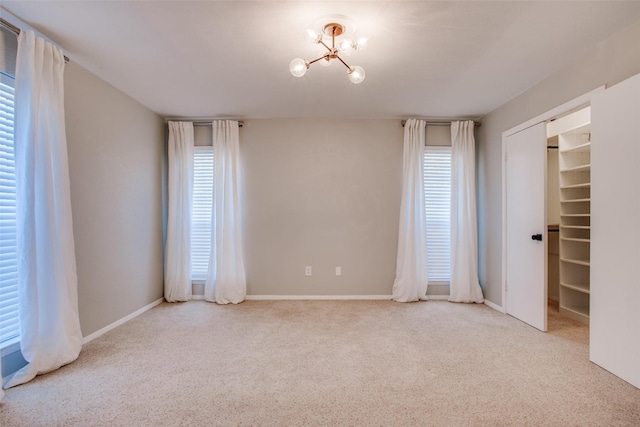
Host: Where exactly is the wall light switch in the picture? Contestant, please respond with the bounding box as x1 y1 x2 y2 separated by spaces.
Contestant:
305 266 312 276
335 266 342 276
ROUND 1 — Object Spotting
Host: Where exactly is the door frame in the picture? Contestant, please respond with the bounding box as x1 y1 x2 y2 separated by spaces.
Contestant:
500 86 604 315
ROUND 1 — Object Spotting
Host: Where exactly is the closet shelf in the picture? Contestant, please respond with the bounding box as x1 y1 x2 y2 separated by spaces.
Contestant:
560 182 591 189
561 237 590 243
560 257 590 267
557 111 591 326
560 225 590 230
560 282 590 294
560 304 590 319
561 198 590 203
561 164 591 173
560 142 591 153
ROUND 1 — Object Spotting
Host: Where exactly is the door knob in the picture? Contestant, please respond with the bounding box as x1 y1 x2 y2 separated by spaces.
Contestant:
531 234 543 241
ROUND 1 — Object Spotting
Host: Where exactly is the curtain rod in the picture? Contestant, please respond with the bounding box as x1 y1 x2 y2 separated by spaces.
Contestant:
193 121 244 128
401 120 481 127
0 17 19 35
1 17 70 63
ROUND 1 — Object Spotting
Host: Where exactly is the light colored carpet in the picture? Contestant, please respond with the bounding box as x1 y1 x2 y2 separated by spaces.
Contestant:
1 300 639 426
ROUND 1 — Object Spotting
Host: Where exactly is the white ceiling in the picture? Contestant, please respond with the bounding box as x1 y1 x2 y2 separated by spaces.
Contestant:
3 1 640 119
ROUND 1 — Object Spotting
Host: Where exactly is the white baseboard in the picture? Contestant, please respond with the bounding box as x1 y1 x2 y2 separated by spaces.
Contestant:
245 295 393 300
188 294 451 302
483 299 505 313
82 297 164 345
243 295 451 301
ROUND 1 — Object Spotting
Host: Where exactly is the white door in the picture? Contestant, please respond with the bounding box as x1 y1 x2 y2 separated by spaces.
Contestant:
590 72 640 388
505 123 548 331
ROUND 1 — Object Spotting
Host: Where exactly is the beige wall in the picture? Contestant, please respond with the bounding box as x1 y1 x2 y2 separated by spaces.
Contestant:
478 19 640 306
64 62 165 336
241 119 404 296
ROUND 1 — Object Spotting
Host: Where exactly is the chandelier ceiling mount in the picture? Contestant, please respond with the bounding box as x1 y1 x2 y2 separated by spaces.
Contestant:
323 22 345 37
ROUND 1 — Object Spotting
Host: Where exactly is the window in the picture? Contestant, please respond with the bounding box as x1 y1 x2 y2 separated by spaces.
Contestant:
424 146 452 282
190 146 213 281
0 26 19 347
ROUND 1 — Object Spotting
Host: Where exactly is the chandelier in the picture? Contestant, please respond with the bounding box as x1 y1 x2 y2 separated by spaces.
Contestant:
289 16 367 84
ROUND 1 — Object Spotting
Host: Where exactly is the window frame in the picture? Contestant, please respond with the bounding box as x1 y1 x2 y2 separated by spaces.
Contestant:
0 68 19 353
190 145 213 282
423 145 452 284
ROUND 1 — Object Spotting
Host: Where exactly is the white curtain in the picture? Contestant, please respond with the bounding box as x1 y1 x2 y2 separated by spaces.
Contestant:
164 121 194 302
449 121 484 303
392 119 429 302
3 30 83 389
204 120 246 304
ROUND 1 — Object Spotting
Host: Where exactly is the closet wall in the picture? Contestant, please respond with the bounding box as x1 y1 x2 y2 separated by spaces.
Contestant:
547 143 560 302
590 72 640 388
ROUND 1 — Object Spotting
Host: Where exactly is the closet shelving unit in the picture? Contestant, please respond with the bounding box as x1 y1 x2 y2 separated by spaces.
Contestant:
558 119 591 324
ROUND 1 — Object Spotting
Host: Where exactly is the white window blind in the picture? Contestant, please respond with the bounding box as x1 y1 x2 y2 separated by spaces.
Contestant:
424 146 452 282
191 146 213 281
0 73 18 345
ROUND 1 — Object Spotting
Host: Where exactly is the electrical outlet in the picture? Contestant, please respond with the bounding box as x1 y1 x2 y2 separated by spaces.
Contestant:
305 266 312 276
335 266 342 276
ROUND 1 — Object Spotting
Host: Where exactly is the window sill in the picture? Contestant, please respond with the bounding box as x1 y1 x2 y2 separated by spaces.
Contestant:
1 337 20 357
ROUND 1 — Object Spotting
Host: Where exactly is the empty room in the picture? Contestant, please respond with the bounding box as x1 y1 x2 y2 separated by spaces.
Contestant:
1 1 640 425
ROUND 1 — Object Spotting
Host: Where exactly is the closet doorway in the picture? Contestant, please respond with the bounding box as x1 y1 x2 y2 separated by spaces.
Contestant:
547 107 591 329
502 90 600 333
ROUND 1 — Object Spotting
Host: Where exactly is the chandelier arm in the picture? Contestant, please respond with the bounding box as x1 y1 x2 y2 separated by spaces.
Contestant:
318 40 332 52
307 54 329 66
335 55 353 71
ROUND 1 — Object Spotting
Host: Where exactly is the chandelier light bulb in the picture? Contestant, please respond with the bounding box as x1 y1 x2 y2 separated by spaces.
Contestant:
356 36 369 50
338 36 356 55
289 58 308 77
305 28 321 44
348 66 365 84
